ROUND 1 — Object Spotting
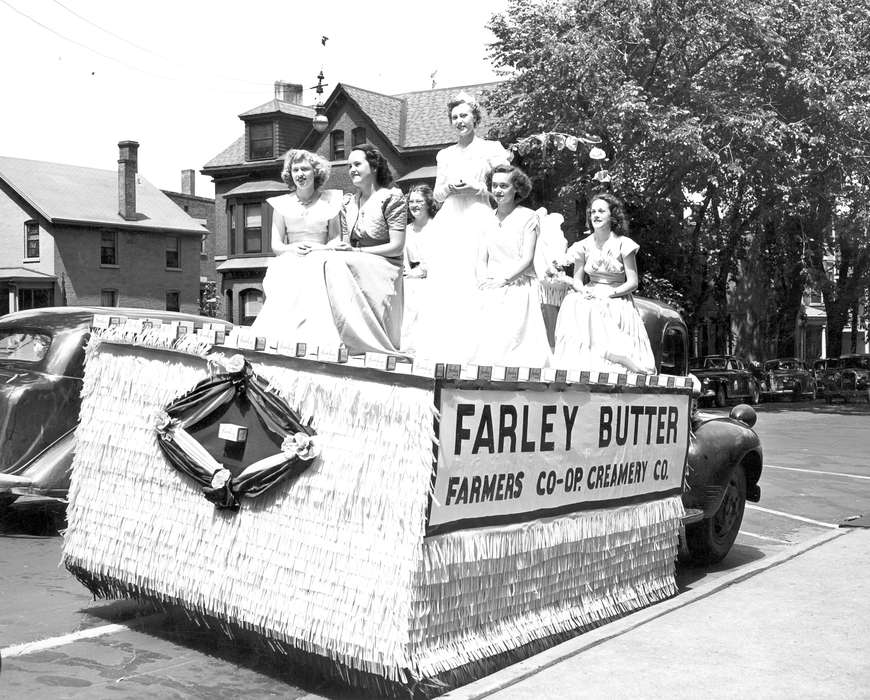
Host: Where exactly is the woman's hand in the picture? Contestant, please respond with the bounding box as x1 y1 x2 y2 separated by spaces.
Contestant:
290 242 314 255
404 266 427 279
448 180 478 195
479 276 508 290
327 239 353 251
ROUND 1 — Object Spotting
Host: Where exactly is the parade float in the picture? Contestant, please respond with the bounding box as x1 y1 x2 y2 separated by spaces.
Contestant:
58 315 697 695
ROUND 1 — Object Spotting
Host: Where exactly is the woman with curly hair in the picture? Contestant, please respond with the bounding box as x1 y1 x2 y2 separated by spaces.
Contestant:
549 192 655 374
470 165 551 367
400 184 438 354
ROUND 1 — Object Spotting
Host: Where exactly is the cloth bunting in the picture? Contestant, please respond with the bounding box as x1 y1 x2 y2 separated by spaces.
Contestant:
155 355 318 510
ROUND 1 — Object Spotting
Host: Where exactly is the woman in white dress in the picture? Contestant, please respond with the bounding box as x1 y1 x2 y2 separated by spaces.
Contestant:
400 185 437 354
251 147 406 356
416 91 510 362
549 193 656 374
250 149 343 345
471 165 551 367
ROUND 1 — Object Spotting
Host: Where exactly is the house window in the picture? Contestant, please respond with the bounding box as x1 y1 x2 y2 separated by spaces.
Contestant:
228 204 236 255
165 236 180 269
809 289 822 305
330 130 346 160
239 288 264 326
101 231 118 265
249 123 274 160
351 127 366 147
243 203 262 253
25 221 40 259
165 291 180 312
101 289 119 307
18 287 54 310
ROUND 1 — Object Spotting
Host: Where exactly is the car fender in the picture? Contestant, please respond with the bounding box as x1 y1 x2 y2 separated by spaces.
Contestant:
0 427 76 499
684 411 763 518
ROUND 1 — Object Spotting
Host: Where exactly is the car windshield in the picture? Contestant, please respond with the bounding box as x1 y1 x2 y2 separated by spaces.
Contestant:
0 330 52 363
703 358 728 369
843 356 870 370
765 360 798 371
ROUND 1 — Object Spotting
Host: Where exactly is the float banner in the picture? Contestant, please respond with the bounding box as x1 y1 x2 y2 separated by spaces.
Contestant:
428 387 690 535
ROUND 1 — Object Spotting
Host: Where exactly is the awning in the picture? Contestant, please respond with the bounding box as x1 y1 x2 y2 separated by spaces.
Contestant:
216 256 272 272
0 267 57 283
224 180 287 197
396 166 437 183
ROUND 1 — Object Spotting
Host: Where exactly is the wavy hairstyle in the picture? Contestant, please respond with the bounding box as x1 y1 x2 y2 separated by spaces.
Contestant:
489 164 533 202
280 149 331 190
349 143 393 188
407 184 438 221
446 91 482 126
586 191 629 236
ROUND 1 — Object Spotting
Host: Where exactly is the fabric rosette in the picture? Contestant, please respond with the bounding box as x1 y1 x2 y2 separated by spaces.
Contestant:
281 433 320 461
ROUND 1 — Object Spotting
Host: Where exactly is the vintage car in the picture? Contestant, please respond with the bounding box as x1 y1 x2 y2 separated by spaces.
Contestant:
0 306 231 515
690 354 762 407
637 300 763 563
821 354 870 403
761 357 816 401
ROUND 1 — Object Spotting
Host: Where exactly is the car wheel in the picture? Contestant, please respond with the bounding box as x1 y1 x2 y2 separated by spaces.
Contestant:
714 385 727 408
686 466 747 565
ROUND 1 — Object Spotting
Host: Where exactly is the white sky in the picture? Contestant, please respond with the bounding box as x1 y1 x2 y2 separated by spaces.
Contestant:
0 0 508 198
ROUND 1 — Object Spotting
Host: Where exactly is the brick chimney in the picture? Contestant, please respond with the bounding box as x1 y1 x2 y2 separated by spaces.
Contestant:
181 169 195 196
118 140 139 221
274 80 303 104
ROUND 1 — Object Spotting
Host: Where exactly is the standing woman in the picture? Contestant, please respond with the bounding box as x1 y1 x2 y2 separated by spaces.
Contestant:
550 193 655 374
401 185 437 354
417 91 510 362
331 143 407 355
471 165 551 367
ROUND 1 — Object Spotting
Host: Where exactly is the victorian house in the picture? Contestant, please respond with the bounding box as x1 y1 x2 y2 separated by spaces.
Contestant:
201 80 500 326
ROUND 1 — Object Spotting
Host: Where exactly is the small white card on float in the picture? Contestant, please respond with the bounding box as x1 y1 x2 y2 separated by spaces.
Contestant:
92 314 111 329
218 423 248 442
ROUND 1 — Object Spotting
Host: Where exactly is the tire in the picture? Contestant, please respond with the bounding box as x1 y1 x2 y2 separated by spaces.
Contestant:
686 466 747 565
714 385 727 408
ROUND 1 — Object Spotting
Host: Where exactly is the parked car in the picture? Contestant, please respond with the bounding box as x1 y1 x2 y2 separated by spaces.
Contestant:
821 354 870 404
761 357 816 401
637 300 763 563
0 307 232 515
690 355 762 407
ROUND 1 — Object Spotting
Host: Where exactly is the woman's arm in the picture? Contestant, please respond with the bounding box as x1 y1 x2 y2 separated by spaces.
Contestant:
354 191 406 258
606 250 640 298
433 149 451 203
269 209 292 254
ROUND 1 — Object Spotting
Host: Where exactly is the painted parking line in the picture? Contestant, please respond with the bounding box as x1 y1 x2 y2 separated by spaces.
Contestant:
0 612 165 659
746 504 839 529
739 530 792 544
766 464 870 481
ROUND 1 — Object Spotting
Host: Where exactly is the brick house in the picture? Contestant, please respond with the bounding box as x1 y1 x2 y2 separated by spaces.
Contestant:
0 142 205 316
162 169 218 315
201 80 500 325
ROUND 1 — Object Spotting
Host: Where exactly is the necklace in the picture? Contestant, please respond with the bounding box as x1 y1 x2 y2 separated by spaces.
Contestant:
296 190 318 206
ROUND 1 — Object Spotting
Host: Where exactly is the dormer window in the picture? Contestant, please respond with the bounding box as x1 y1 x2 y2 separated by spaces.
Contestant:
352 127 367 148
330 130 346 160
249 123 274 161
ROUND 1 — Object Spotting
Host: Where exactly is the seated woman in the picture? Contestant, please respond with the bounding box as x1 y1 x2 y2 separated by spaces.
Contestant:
250 146 406 356
470 165 551 368
550 192 656 374
331 143 407 355
401 184 437 354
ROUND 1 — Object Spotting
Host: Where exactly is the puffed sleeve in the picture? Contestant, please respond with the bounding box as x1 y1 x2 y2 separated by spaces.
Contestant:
563 240 585 265
486 139 510 169
620 236 640 258
433 148 450 203
383 188 408 237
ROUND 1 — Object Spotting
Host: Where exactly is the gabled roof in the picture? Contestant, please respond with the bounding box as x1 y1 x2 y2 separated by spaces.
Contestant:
393 82 502 148
202 80 505 171
0 156 206 234
239 99 314 119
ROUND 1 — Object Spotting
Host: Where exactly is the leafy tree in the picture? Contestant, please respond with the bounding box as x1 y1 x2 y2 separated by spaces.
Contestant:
486 0 870 358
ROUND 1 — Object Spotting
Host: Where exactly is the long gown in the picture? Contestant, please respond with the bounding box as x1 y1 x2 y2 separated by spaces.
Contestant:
415 137 509 363
400 219 433 355
470 207 552 368
250 188 404 356
552 234 656 374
